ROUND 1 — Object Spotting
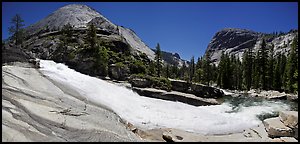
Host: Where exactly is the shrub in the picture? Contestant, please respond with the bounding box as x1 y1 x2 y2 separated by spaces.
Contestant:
129 60 147 74
130 74 171 91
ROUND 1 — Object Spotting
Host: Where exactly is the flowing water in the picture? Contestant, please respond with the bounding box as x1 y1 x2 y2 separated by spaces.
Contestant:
39 60 296 135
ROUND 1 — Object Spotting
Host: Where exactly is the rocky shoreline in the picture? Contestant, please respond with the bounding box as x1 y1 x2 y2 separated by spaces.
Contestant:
219 88 298 102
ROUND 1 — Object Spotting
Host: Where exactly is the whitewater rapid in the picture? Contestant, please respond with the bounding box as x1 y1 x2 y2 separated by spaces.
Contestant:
39 60 291 135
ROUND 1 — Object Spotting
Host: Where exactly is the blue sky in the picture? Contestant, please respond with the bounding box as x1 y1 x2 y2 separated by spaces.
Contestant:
2 2 298 60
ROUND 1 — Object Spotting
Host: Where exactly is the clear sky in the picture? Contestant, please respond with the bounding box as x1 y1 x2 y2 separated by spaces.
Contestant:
2 2 298 60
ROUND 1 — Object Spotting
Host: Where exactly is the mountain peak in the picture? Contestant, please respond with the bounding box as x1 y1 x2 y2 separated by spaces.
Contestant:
25 3 102 35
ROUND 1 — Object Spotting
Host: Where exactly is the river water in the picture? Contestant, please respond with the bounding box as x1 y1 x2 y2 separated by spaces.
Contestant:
39 59 297 135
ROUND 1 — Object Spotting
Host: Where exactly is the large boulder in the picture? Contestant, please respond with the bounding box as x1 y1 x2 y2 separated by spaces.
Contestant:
279 111 298 139
108 63 130 81
132 87 219 106
279 111 298 129
263 117 294 138
130 78 151 88
191 83 224 98
169 79 190 92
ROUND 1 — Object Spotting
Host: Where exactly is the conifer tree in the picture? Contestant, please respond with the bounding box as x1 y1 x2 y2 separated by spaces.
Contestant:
9 14 25 47
203 52 211 86
286 36 298 93
242 48 253 90
189 56 195 82
268 44 275 90
155 43 162 77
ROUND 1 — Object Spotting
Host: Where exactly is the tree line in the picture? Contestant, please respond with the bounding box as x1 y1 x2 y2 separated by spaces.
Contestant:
181 37 298 94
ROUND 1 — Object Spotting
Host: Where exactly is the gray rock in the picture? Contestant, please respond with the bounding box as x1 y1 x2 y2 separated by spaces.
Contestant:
132 87 219 106
24 4 155 61
205 28 298 65
191 83 224 98
279 111 298 139
169 79 190 92
130 78 151 88
271 137 298 142
263 117 294 138
2 63 142 142
279 111 298 129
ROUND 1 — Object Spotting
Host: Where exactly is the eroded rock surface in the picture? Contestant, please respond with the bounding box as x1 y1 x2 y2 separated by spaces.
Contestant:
2 63 142 142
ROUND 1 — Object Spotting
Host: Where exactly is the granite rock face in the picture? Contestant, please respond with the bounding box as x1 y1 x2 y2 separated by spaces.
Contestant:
205 28 298 65
263 111 298 140
23 4 155 60
2 63 142 142
263 117 294 138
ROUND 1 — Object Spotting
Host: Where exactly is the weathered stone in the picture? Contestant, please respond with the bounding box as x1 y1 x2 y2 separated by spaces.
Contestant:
279 137 298 142
2 64 141 142
263 117 294 138
130 78 151 88
169 79 190 92
191 83 224 98
279 111 298 129
287 94 298 102
28 59 40 68
205 28 298 65
279 111 298 139
162 132 183 142
132 87 219 106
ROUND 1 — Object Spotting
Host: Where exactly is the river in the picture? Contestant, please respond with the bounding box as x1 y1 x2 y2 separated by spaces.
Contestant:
39 59 296 136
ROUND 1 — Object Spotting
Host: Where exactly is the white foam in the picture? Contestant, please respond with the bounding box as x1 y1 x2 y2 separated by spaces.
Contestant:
220 88 234 95
39 60 291 135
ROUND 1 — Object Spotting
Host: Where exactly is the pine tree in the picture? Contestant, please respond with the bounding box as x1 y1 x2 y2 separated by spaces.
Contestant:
260 39 269 90
9 14 25 48
203 52 211 86
273 53 282 91
281 54 288 91
196 57 202 70
189 56 195 82
170 65 179 79
242 48 253 90
95 45 109 76
166 64 170 78
180 62 188 81
217 51 225 88
268 44 275 90
252 50 260 89
87 23 97 51
286 36 298 93
155 43 162 77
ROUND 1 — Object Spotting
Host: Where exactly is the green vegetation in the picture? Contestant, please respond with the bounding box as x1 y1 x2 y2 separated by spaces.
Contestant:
131 74 171 91
9 14 25 48
155 43 162 77
214 37 298 94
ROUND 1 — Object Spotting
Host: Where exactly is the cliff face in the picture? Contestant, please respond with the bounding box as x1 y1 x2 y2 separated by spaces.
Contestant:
22 4 155 60
205 28 298 65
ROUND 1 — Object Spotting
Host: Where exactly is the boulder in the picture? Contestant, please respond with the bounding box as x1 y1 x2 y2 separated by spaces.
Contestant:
258 90 287 100
132 87 219 106
169 79 190 92
162 132 183 142
191 83 224 98
28 59 40 68
279 111 298 129
263 117 294 138
130 78 151 88
271 137 298 142
287 94 298 102
279 111 298 139
108 64 130 81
